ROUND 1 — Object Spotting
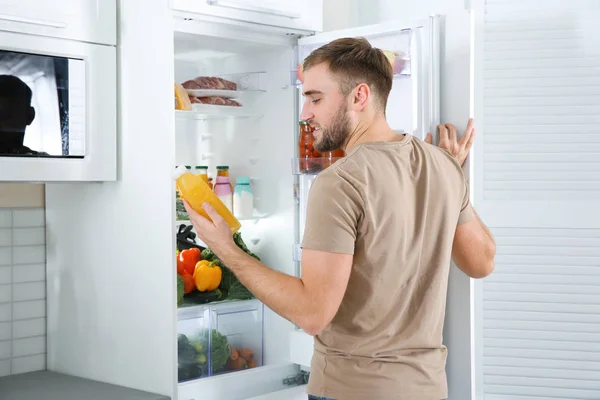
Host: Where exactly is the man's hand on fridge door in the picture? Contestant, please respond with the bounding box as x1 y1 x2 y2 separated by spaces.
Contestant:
183 200 237 257
425 118 476 167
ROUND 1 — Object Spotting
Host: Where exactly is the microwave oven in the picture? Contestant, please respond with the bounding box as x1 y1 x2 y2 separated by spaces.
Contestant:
0 30 116 181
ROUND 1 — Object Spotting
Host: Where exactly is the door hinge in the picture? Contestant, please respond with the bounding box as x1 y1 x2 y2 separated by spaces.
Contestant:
283 371 310 386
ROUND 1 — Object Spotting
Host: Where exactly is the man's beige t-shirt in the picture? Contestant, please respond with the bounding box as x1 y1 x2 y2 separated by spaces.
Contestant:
301 134 475 400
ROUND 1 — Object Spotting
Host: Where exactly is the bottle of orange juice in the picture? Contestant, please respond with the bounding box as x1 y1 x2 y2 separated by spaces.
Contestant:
173 165 241 234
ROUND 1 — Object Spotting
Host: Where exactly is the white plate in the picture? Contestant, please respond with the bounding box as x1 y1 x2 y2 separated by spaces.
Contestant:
185 89 239 98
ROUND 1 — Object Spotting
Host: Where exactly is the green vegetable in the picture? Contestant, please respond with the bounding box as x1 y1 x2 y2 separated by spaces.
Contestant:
177 334 197 366
177 275 184 307
201 248 216 261
176 192 189 220
184 289 224 304
233 233 261 261
219 265 235 291
195 353 207 365
195 329 231 374
189 340 203 353
178 364 201 382
227 279 254 300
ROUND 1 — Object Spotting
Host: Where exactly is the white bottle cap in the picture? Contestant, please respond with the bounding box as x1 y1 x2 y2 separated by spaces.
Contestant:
172 165 189 180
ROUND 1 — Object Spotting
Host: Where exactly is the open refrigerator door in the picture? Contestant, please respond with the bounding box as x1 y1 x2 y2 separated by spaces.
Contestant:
289 16 441 369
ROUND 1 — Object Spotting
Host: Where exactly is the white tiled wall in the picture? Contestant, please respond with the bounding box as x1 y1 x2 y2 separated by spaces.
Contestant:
0 208 46 377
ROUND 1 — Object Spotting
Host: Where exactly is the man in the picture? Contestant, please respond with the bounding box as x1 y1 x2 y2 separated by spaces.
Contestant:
0 74 46 156
184 37 495 400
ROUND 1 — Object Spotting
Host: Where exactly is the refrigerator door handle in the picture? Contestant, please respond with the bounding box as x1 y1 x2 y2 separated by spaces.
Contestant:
206 0 301 19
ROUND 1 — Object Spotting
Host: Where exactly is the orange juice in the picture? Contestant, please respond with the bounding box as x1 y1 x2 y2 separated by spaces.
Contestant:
173 165 241 234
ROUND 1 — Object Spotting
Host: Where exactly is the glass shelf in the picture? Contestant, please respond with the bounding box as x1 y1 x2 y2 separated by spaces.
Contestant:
219 72 268 92
176 212 267 226
175 107 261 121
292 157 344 175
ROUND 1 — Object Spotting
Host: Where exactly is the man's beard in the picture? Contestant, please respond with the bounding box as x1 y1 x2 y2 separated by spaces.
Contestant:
314 103 351 153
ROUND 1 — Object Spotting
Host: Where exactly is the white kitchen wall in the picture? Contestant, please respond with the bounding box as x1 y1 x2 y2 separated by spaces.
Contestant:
0 206 47 377
324 0 468 30
356 0 467 25
322 0 359 31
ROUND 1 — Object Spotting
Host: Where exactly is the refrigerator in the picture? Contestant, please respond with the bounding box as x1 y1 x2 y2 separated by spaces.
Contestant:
171 13 440 400
43 3 453 400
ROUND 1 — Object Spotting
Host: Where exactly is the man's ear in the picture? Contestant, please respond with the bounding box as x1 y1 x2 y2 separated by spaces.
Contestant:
352 83 370 111
26 107 35 126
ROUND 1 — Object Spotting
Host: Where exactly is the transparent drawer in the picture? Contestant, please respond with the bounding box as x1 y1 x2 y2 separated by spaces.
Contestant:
177 300 264 383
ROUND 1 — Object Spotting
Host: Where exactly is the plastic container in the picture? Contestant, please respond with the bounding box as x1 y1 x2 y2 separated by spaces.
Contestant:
173 165 241 234
233 176 254 219
177 300 264 382
214 176 233 213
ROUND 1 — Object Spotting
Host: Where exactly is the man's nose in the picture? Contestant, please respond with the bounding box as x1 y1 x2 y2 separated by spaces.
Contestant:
299 102 313 122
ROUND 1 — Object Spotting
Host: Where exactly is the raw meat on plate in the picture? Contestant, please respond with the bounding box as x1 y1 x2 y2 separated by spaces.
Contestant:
182 76 237 91
190 96 242 107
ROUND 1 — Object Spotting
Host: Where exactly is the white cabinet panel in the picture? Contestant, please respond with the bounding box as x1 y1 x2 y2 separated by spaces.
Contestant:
0 0 116 45
474 0 600 399
171 0 323 33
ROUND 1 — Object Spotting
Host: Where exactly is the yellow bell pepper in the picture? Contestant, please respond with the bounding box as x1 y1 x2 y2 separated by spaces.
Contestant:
193 260 222 292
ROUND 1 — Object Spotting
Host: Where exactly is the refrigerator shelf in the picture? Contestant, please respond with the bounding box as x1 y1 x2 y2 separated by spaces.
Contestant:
292 157 344 175
218 71 268 92
176 211 268 226
175 107 262 121
177 299 264 383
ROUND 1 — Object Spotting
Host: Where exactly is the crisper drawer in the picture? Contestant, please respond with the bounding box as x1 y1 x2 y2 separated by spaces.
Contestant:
0 0 116 45
177 299 264 383
171 0 323 33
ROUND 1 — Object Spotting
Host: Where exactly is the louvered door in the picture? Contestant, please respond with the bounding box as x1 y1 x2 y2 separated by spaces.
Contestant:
473 1 600 399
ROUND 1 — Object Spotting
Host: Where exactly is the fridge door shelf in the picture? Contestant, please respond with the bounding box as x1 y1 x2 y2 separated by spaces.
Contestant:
292 157 344 175
177 299 264 383
292 243 302 263
291 28 412 86
290 56 411 87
